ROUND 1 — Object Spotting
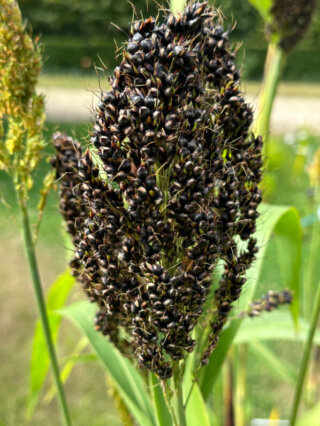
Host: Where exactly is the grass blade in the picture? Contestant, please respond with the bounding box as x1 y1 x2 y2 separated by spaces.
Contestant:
186 383 210 426
59 301 156 426
234 311 320 345
27 269 75 418
199 204 302 400
149 373 173 426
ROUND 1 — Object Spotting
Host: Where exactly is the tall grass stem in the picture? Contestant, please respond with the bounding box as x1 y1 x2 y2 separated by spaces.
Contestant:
255 41 284 157
173 364 187 426
290 279 320 425
18 194 71 426
304 184 320 318
170 0 186 15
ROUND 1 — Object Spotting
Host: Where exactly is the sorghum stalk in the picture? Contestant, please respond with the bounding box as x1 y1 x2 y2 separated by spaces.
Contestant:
170 0 187 15
304 182 320 318
256 0 315 152
173 363 186 426
255 40 284 152
291 151 320 424
290 278 320 425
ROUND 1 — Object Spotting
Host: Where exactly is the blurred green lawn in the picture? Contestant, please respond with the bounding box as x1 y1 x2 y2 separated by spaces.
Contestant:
0 117 319 424
38 73 320 98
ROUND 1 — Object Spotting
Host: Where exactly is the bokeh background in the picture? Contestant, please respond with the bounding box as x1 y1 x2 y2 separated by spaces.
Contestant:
0 1 319 425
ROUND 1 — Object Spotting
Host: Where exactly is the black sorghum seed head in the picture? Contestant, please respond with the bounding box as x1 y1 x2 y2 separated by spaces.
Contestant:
269 0 316 51
52 2 263 378
246 289 292 317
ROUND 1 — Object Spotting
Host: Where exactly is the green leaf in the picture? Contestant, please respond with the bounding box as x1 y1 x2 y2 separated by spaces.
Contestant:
274 208 301 325
59 301 156 426
297 402 320 426
27 269 75 418
234 311 320 345
186 383 210 426
248 0 272 22
148 373 173 426
199 204 302 400
249 341 297 385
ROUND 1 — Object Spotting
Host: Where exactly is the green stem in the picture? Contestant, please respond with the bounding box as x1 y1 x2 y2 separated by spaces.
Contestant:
304 183 320 318
255 41 285 157
290 279 320 425
170 0 186 14
18 194 71 426
173 363 187 426
234 345 247 426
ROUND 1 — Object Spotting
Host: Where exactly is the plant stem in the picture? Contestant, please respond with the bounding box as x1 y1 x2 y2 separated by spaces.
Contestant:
234 345 247 426
304 183 320 318
290 279 320 425
223 354 234 426
255 40 285 157
173 363 187 426
18 194 71 426
170 0 186 15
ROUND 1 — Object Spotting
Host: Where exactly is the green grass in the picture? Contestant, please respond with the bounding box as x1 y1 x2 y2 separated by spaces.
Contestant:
38 73 320 98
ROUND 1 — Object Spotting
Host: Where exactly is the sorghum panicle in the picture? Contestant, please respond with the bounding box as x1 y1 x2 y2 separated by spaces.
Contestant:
269 0 316 52
53 2 263 378
246 290 292 318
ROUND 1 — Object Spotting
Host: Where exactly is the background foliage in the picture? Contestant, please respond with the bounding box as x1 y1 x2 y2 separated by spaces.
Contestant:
19 0 320 79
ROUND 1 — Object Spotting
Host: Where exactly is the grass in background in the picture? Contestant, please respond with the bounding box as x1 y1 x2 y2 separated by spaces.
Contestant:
38 73 320 98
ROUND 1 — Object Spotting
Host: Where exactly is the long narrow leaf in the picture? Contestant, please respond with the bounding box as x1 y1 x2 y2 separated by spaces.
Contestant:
296 402 320 426
274 208 301 325
186 383 210 426
27 269 75 417
234 312 320 345
149 373 173 426
199 204 301 400
59 300 156 426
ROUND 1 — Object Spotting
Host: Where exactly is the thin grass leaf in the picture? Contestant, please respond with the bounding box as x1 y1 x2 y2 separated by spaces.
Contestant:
296 402 320 426
186 383 210 426
234 311 320 345
59 301 156 426
27 269 75 418
274 208 301 326
199 204 301 400
249 341 297 385
148 373 173 426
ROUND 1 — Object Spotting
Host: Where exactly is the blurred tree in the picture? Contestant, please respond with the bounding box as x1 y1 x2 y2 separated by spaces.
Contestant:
18 0 320 79
19 0 165 37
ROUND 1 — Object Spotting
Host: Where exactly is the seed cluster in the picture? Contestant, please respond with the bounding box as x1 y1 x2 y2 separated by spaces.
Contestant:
53 2 263 378
269 0 315 52
246 290 292 317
